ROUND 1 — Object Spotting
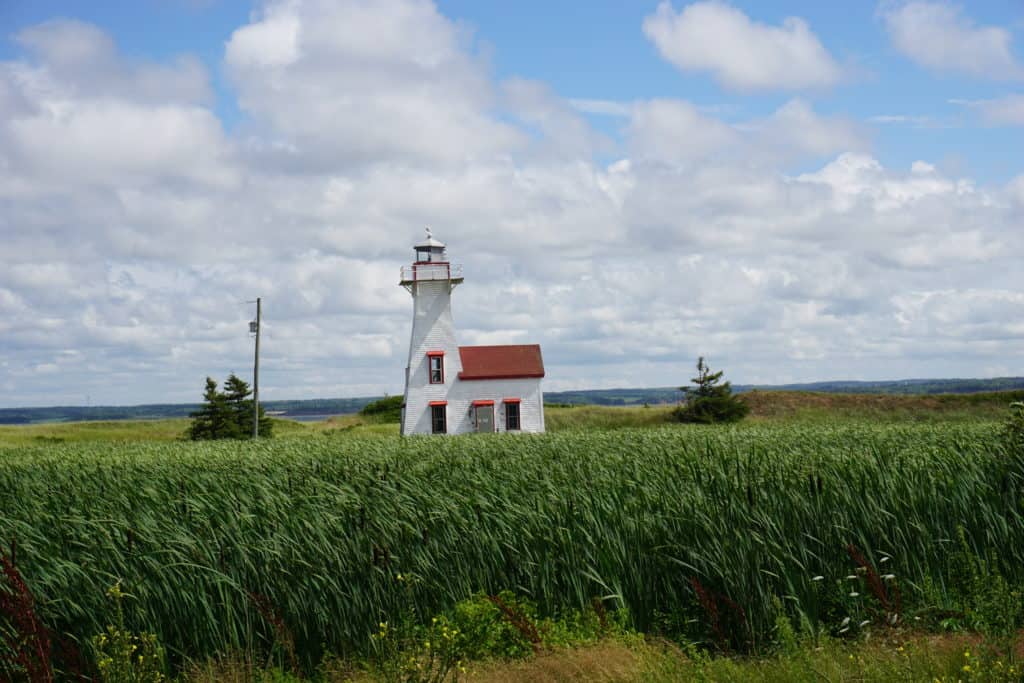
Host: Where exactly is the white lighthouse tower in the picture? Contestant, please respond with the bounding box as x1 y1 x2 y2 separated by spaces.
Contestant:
400 229 464 435
400 229 546 436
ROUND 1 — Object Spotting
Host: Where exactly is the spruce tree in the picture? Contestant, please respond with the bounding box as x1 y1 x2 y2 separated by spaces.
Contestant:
223 373 252 438
188 375 273 440
673 357 750 424
188 377 231 439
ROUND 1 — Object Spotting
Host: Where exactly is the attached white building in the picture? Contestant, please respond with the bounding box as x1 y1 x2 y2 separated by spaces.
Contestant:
400 231 545 435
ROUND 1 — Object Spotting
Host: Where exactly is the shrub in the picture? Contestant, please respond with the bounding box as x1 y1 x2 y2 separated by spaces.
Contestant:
359 395 403 423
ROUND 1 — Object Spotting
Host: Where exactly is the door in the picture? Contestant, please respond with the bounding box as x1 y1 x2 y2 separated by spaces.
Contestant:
475 404 494 432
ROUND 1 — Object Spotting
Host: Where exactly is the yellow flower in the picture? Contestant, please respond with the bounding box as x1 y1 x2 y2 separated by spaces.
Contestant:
962 665 970 672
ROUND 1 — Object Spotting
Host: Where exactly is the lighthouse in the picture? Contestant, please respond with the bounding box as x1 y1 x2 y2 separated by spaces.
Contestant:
400 229 545 436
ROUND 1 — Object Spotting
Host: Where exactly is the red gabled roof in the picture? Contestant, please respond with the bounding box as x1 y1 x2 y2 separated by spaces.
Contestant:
458 344 545 380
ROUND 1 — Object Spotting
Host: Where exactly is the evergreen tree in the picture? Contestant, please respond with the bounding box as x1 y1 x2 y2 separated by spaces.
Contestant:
188 375 273 440
188 377 230 440
222 373 273 438
673 357 750 424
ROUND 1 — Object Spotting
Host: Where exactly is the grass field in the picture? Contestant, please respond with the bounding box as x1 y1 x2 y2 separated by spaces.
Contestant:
3 413 1023 678
2 389 1021 448
3 391 1023 679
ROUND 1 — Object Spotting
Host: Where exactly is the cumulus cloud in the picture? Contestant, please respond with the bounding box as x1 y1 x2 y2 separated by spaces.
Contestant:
224 0 522 168
15 19 212 104
880 1 1024 79
1 0 1022 407
642 1 842 90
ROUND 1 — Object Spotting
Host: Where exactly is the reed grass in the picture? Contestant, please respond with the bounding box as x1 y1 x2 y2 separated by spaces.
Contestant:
1 423 1021 671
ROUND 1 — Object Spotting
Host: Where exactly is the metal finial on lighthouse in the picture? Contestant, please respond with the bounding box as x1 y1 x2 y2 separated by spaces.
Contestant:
425 226 432 240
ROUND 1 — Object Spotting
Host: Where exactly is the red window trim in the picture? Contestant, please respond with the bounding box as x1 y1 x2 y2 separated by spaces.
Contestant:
429 400 448 406
472 399 495 406
427 351 445 384
502 398 521 403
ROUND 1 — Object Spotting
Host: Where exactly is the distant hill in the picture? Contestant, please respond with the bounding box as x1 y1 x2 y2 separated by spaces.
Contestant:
543 377 1024 407
2 377 1022 425
740 377 1024 396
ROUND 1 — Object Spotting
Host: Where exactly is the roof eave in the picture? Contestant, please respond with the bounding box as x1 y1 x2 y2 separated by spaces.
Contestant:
457 372 545 381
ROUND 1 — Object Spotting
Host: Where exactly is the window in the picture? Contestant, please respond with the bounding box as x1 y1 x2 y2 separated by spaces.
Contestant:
431 404 447 434
505 400 521 431
427 352 444 384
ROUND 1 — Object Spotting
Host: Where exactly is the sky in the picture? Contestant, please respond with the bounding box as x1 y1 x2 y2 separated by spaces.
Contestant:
1 0 1023 408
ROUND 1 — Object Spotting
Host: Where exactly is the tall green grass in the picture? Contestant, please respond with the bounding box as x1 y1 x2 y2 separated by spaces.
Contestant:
1 424 1022 670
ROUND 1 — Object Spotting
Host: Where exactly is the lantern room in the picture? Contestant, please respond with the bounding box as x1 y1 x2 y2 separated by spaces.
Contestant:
415 228 447 263
401 228 463 288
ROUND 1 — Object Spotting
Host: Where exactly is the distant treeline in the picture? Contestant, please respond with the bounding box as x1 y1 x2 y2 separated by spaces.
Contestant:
0 397 376 425
742 377 1024 396
3 377 1024 424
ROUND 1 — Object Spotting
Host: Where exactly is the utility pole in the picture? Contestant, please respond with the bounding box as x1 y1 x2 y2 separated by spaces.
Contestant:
252 297 261 439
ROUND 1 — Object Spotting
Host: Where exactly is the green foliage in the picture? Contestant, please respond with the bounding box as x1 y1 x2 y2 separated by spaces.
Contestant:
365 588 630 682
450 591 537 660
369 615 464 683
359 395 403 423
945 527 1023 648
187 374 272 440
92 582 167 682
673 357 750 424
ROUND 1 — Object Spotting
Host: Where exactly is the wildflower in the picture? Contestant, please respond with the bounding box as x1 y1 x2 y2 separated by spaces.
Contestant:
846 575 858 580
882 574 896 580
962 665 970 672
858 620 870 628
811 575 824 581
849 591 860 597
879 556 890 563
840 617 851 627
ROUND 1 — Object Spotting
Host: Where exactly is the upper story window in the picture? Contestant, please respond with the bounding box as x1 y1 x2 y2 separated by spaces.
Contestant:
427 352 444 384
